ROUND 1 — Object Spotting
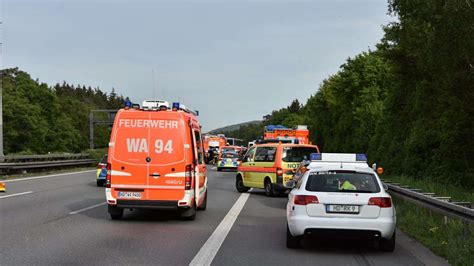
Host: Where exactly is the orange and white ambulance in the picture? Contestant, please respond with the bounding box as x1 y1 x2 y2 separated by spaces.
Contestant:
106 100 207 220
236 140 319 196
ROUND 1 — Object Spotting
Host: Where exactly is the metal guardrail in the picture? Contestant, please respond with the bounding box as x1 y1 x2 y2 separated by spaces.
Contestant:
383 180 473 236
0 159 97 174
3 153 90 163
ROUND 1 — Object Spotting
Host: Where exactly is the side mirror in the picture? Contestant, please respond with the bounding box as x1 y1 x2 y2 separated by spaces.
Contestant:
285 180 296 189
383 183 389 191
372 163 377 170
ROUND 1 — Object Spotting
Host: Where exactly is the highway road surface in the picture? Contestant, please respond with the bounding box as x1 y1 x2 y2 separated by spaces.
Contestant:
1 168 448 265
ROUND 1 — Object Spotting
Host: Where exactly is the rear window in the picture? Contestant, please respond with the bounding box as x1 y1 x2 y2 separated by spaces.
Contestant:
282 146 319 162
222 153 239 159
305 171 380 193
100 155 108 164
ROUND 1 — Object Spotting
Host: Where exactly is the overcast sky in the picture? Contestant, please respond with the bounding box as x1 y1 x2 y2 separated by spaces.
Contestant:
1 0 393 131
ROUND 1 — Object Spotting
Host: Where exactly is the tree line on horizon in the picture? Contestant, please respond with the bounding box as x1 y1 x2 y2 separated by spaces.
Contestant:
2 67 126 154
220 0 474 187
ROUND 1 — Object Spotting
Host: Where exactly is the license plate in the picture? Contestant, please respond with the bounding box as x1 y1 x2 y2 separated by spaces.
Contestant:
326 204 359 213
117 191 142 199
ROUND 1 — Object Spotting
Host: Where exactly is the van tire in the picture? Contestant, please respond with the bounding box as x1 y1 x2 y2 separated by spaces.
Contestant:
236 175 249 193
379 231 396 252
286 224 301 249
198 190 207 210
96 180 104 187
264 178 274 197
181 205 197 221
108 205 123 220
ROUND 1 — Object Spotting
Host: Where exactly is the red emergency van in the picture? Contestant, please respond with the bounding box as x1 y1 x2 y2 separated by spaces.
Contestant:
105 100 207 220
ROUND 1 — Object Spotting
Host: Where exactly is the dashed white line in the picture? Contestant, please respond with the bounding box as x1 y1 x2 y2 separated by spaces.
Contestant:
69 202 107 215
3 170 96 183
190 192 250 266
0 191 34 199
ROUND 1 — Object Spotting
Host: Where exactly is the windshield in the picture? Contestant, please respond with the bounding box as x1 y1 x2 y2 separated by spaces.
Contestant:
282 147 319 162
305 171 380 193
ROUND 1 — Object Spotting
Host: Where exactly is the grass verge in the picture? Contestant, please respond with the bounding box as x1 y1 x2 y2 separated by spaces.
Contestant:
386 175 473 265
393 197 473 266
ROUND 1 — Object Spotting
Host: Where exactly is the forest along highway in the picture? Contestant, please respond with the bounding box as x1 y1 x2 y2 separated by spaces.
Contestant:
1 168 447 265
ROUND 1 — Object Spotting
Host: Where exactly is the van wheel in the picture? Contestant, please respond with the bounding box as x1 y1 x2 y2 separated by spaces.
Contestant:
198 190 207 210
264 179 274 197
108 205 123 220
96 180 103 187
181 205 197 221
287 224 301 249
379 231 396 252
236 175 249 193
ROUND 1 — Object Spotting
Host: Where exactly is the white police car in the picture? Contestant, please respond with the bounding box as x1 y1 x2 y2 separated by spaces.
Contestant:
286 153 396 251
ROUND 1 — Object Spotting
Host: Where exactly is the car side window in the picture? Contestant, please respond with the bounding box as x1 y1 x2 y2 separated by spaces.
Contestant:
194 130 204 164
254 147 277 162
243 147 256 162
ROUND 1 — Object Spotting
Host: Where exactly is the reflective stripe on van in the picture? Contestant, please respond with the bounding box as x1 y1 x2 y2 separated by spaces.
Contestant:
111 184 185 190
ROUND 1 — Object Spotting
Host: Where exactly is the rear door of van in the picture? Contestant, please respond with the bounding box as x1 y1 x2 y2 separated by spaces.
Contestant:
147 112 189 201
109 110 150 200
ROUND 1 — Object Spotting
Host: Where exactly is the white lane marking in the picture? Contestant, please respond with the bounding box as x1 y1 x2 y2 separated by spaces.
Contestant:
190 192 250 266
3 170 96 183
69 202 107 215
0 191 34 199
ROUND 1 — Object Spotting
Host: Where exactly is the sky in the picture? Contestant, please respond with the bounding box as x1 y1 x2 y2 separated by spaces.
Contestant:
1 0 394 132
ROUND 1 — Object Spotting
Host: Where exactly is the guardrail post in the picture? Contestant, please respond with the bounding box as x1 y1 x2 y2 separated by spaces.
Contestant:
463 221 470 238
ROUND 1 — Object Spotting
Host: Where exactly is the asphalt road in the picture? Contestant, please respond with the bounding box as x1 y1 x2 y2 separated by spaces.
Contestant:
1 168 448 265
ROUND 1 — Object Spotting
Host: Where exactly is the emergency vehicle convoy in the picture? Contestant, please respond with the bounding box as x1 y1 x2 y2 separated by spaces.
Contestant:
236 140 320 196
203 134 227 163
264 125 310 144
285 153 396 251
105 100 207 220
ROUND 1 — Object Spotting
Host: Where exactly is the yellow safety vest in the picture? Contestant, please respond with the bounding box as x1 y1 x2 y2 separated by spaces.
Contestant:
341 181 356 190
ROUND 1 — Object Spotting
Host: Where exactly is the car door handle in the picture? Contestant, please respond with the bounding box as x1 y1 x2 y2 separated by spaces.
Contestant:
149 173 161 177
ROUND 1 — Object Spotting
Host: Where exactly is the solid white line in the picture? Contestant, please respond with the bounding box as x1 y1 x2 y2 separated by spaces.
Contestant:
69 202 107 215
190 192 250 266
0 191 34 199
3 170 96 183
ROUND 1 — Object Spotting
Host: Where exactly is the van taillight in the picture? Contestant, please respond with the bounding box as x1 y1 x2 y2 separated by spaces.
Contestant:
106 163 112 188
368 197 392 208
294 195 319 205
185 164 193 190
276 167 283 176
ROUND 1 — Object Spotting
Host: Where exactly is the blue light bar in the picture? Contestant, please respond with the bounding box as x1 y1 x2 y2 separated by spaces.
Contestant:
124 98 132 108
356 154 367 161
310 153 321 161
172 102 180 110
